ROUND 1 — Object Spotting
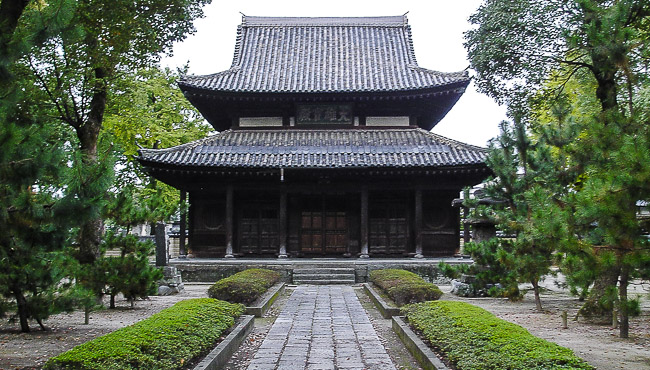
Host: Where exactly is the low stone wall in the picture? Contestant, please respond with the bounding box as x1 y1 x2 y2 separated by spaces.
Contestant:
171 261 294 283
169 258 472 283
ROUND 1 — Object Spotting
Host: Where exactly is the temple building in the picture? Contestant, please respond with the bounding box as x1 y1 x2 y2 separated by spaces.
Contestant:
138 15 489 258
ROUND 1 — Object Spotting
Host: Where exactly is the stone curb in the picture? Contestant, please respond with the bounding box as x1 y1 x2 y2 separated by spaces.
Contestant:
362 283 401 319
392 316 450 370
193 315 255 370
245 282 285 317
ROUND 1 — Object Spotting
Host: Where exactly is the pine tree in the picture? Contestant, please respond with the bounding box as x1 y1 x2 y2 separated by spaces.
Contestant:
24 0 211 265
449 115 572 311
466 0 650 337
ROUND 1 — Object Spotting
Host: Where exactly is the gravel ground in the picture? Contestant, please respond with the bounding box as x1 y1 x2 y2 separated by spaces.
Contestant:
0 284 210 370
441 279 650 370
1 280 648 370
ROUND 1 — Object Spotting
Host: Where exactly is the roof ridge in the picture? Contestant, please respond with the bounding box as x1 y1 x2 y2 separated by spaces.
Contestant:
242 15 408 27
407 65 469 78
139 131 231 154
181 67 241 82
416 128 488 151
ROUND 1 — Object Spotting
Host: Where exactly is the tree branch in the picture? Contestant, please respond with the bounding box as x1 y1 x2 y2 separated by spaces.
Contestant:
28 55 78 129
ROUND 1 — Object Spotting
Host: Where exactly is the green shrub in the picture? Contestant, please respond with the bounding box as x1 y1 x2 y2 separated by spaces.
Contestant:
44 298 244 370
208 268 282 305
403 301 594 370
369 269 443 306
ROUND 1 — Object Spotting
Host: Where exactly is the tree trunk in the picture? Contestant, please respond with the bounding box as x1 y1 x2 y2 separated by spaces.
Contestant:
36 317 48 331
109 293 115 309
578 261 620 321
532 279 543 311
75 66 107 265
14 289 30 333
0 0 30 66
619 264 630 338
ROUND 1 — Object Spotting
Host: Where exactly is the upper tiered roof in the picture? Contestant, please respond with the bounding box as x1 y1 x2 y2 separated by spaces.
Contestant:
179 15 470 94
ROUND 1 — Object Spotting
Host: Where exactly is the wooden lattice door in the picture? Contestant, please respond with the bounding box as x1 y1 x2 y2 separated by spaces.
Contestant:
300 202 348 254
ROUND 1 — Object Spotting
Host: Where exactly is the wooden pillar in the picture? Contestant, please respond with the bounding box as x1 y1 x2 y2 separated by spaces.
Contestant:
278 191 288 258
360 188 369 258
462 205 470 244
179 190 187 258
225 186 234 258
414 189 424 258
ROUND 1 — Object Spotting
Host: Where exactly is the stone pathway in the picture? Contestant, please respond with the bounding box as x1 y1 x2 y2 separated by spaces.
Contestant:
247 285 396 370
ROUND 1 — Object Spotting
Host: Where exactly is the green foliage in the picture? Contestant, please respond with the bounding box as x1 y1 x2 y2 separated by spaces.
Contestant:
403 301 594 370
104 66 211 226
19 0 212 264
369 269 442 306
0 69 82 331
444 117 574 308
44 298 244 370
207 269 282 305
100 232 163 308
466 2 649 331
105 66 210 157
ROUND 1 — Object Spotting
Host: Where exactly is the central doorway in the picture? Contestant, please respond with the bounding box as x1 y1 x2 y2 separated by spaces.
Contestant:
300 196 348 255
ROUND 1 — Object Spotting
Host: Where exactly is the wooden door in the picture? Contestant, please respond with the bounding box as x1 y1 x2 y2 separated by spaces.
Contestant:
239 206 278 255
369 203 408 254
300 199 348 254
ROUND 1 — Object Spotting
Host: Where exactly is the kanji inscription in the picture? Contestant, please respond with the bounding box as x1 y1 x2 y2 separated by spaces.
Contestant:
296 104 352 125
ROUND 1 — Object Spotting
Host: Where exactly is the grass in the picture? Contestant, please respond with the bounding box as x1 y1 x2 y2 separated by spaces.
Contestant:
44 298 244 370
207 268 282 305
369 269 443 306
403 301 595 370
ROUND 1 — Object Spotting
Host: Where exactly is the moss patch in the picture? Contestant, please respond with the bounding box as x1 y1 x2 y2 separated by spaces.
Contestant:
403 301 594 370
369 269 443 306
208 268 282 305
44 298 244 370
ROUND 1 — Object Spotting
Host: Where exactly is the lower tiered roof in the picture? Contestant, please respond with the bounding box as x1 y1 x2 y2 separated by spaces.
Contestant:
138 128 487 170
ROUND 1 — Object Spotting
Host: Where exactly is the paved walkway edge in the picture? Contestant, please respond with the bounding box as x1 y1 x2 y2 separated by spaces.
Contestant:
246 282 286 317
363 283 401 319
392 316 449 370
194 315 255 370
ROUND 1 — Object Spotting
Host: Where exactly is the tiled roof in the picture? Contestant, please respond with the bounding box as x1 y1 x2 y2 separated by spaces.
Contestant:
138 129 487 169
179 15 470 94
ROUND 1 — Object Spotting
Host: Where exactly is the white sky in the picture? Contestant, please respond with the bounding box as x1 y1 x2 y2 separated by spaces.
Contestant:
161 0 506 147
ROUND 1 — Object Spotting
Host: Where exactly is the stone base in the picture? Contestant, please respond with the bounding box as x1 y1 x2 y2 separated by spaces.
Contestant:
157 266 185 295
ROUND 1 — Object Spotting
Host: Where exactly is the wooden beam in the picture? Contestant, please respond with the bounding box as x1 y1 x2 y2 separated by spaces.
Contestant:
360 188 369 258
179 190 187 258
225 186 234 258
414 189 423 258
278 191 288 258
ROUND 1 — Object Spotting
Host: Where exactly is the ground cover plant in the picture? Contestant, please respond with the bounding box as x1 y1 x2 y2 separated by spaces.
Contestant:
369 269 443 306
208 268 282 305
403 301 594 370
43 298 243 370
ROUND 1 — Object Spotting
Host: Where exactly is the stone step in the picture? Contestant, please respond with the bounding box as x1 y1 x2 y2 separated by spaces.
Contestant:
293 273 355 280
289 263 357 269
293 268 355 275
292 279 356 285
292 266 356 285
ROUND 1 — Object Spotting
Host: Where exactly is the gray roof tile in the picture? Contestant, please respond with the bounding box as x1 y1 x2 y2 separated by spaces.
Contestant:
179 15 470 94
139 129 487 169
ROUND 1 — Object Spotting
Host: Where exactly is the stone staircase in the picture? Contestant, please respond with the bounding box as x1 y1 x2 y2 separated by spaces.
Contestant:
292 266 356 285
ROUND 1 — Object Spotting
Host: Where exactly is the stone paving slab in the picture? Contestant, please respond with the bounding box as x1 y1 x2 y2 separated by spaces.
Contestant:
247 285 396 370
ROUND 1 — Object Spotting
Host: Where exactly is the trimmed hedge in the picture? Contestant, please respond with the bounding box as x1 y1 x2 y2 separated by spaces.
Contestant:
369 269 443 306
208 268 282 305
44 298 244 370
403 301 594 370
